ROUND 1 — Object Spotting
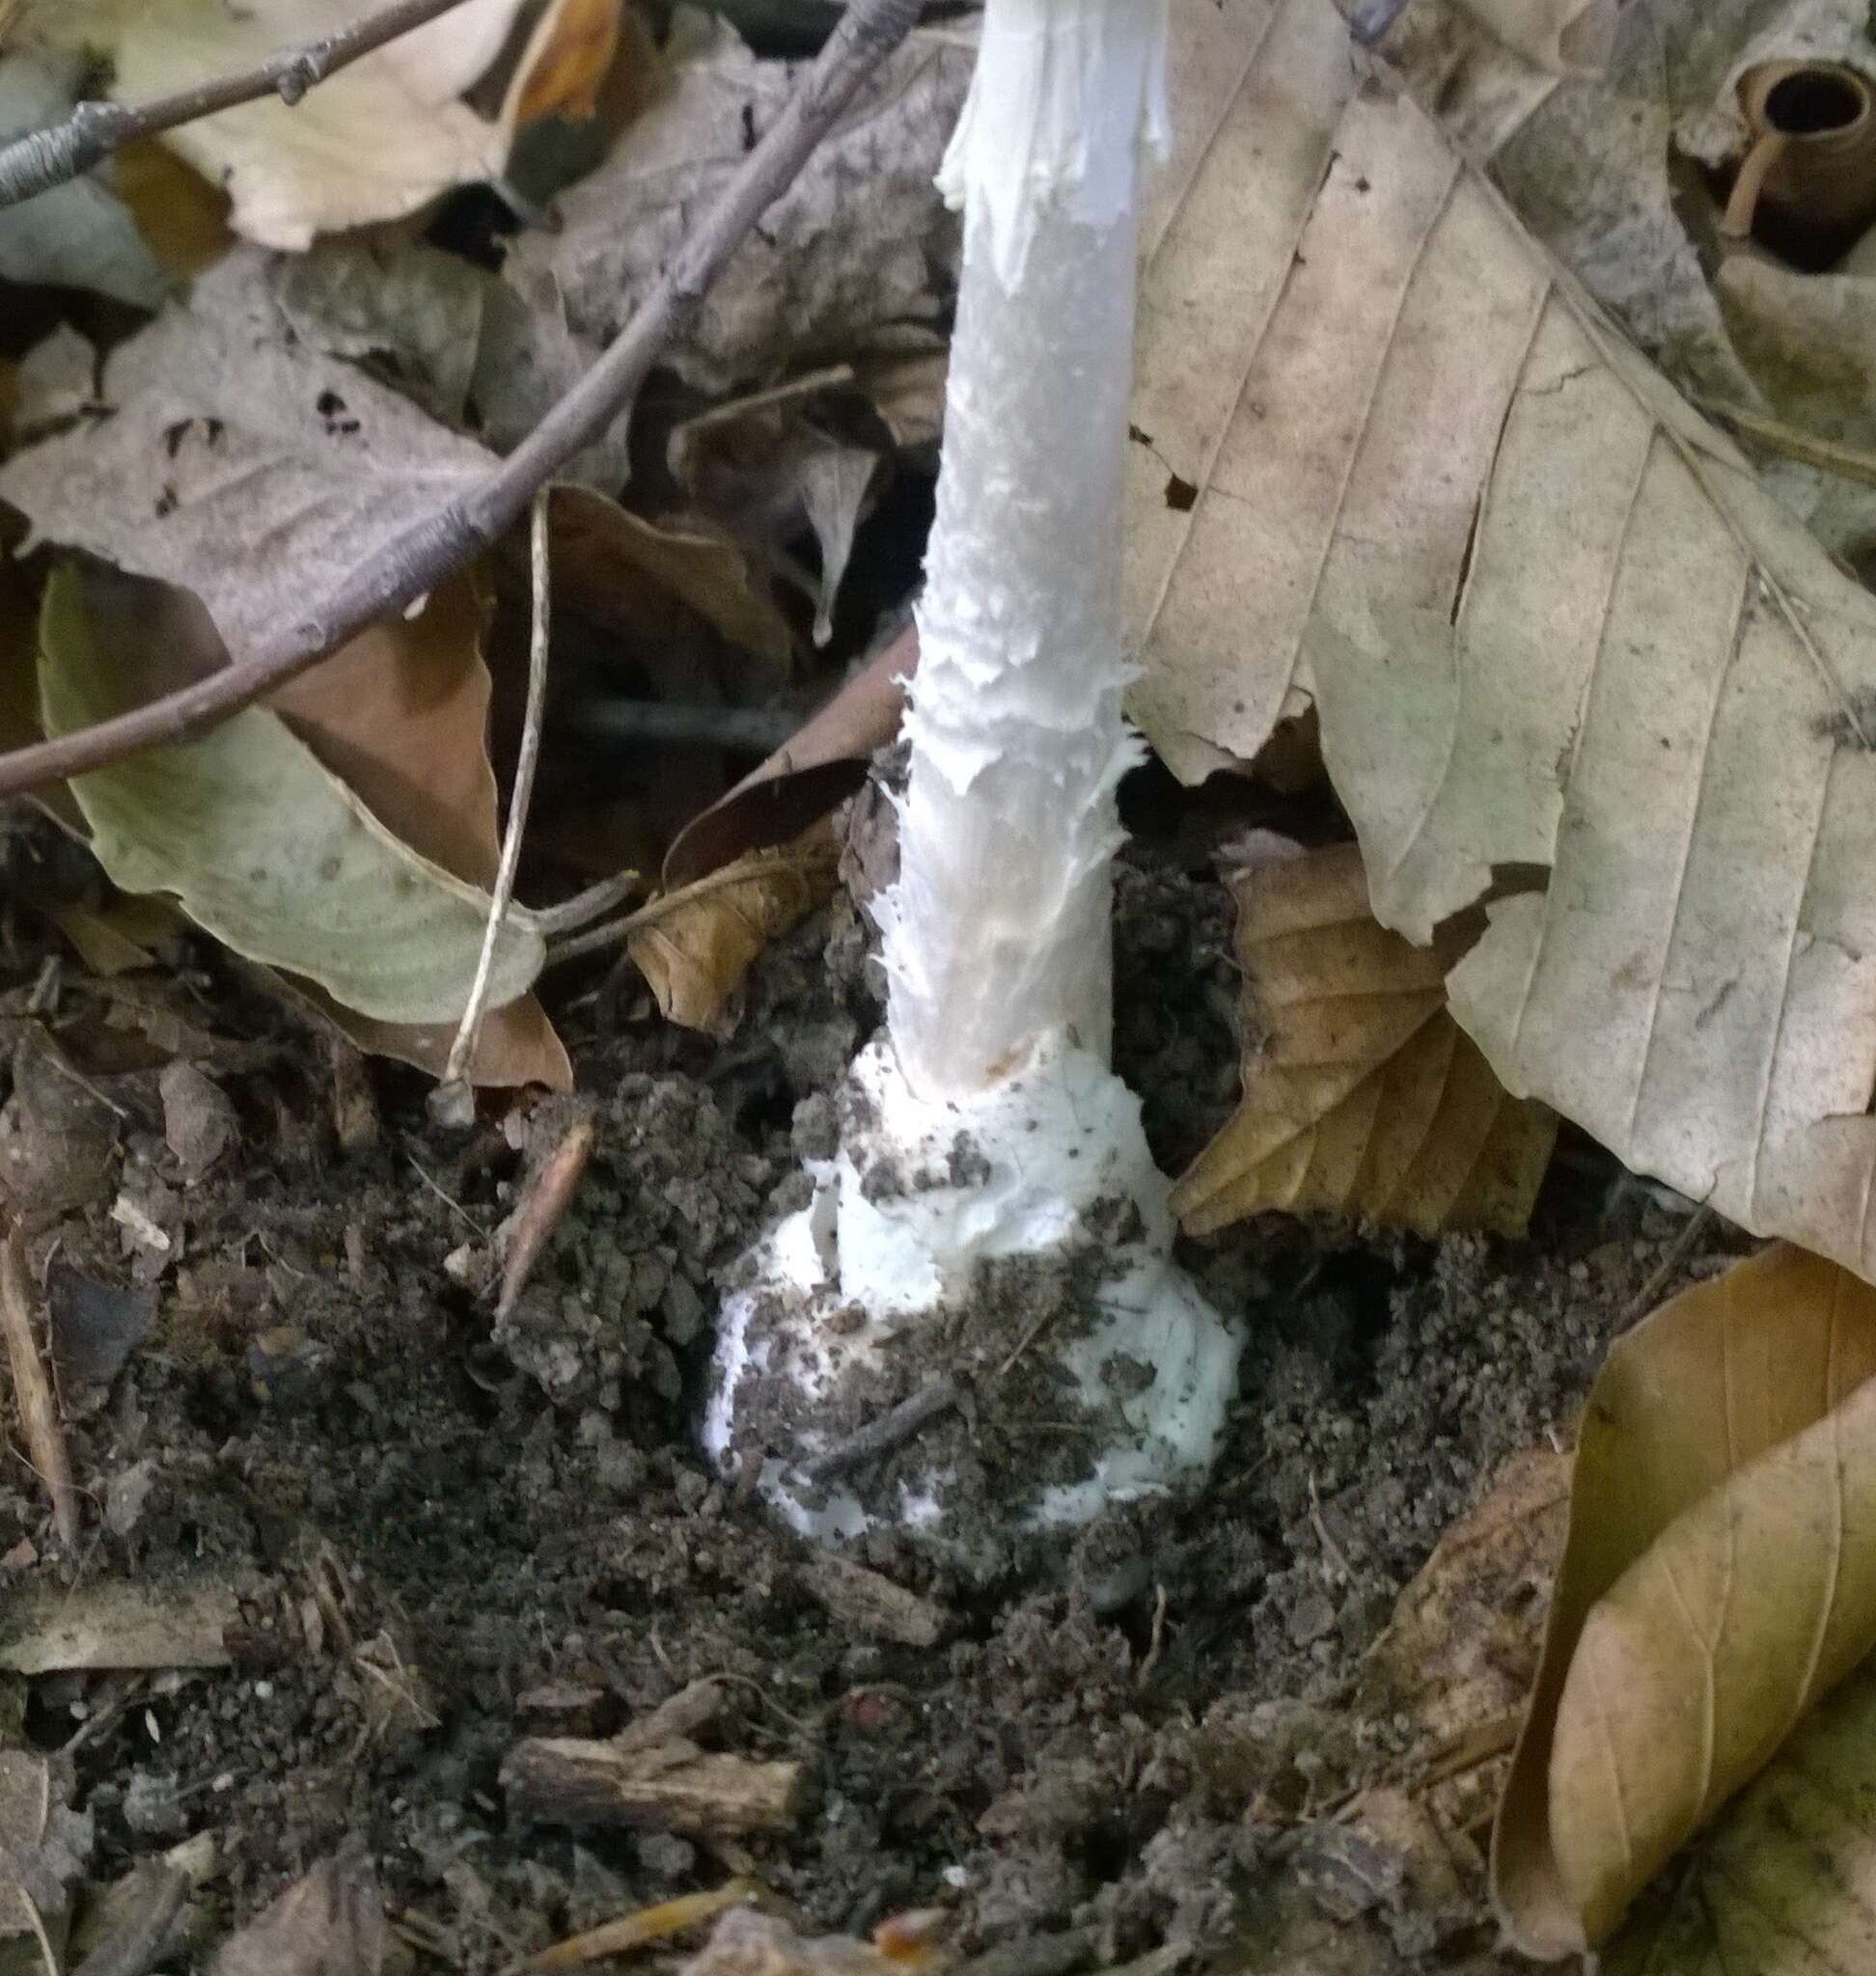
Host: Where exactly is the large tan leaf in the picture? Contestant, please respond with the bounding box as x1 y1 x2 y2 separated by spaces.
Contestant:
41 0 568 248
1125 0 1876 1285
1172 844 1555 1238
40 565 543 1028
1600 1657 1876 1974
1493 1245 1876 1957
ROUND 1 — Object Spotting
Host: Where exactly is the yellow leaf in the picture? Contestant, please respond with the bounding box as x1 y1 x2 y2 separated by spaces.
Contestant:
1493 1245 1876 1956
514 0 622 126
629 827 839 1034
1171 844 1555 1238
110 138 232 280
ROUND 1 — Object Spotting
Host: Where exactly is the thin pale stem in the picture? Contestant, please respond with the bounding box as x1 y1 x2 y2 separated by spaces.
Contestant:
443 489 551 1093
0 0 924 798
0 0 472 209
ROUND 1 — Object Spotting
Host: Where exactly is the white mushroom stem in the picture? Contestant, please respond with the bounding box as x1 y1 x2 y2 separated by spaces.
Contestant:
704 0 1240 1560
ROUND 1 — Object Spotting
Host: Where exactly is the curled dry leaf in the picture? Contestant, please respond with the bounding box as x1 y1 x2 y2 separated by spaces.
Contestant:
1172 845 1556 1239
1128 0 1876 1287
40 564 544 1029
548 483 794 675
629 824 840 1033
1493 1244 1876 1958
663 621 914 888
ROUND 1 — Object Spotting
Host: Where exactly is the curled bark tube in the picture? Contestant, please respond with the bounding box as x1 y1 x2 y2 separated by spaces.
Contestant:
1723 61 1876 247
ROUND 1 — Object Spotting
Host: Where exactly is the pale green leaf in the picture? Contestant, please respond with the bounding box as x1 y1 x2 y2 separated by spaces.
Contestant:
40 565 541 1027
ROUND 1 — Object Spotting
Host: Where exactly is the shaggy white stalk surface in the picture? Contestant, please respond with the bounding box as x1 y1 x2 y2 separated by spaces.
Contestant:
704 0 1241 1557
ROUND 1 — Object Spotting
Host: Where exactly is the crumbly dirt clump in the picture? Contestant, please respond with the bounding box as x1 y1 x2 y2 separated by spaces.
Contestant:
0 862 1734 1974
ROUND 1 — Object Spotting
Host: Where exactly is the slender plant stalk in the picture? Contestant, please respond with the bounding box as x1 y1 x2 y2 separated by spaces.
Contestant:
440 488 552 1099
0 1226 79 1545
0 0 924 799
0 0 473 209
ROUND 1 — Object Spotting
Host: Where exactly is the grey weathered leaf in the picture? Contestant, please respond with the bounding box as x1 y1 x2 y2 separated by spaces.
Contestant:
0 250 490 665
497 10 972 400
0 54 168 306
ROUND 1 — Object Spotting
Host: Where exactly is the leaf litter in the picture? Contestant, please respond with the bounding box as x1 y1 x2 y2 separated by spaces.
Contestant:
5 0 1876 1968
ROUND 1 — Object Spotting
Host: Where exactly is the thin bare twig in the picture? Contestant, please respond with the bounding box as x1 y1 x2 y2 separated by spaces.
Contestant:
528 1880 759 1973
0 0 926 798
437 489 552 1114
0 0 472 209
800 1377 961 1483
0 1227 79 1545
529 871 644 940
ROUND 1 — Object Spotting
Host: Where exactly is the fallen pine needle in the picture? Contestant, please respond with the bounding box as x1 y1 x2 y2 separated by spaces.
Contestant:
531 1879 760 1972
0 1225 79 1545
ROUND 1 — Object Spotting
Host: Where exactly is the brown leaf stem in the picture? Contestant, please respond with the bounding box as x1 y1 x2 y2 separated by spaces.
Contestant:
0 0 474 209
0 0 926 798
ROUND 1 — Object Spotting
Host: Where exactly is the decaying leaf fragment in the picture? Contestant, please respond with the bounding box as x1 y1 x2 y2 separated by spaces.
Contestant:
498 11 972 400
1126 0 1876 1288
1494 1245 1876 1958
208 1839 385 1976
31 0 584 249
1172 845 1555 1238
0 250 489 669
628 825 840 1032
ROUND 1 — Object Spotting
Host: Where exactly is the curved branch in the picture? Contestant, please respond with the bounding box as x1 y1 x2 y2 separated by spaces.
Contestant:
0 0 927 797
0 0 474 210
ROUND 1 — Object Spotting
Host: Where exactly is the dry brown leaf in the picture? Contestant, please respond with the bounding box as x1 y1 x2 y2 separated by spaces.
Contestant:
1126 0 1876 1289
0 250 489 667
1172 845 1555 1239
514 0 624 125
663 622 913 887
549 483 795 675
671 378 884 646
1599 1654 1876 1974
1493 1244 1876 1958
111 137 232 280
630 825 840 1032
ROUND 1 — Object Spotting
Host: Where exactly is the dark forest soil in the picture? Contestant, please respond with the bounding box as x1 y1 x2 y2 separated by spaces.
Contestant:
0 837 1736 1974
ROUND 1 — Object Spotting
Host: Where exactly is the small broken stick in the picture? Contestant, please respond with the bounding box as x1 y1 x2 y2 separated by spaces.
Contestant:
798 1378 961 1484
0 1225 79 1544
502 1679 800 1838
533 1880 760 1973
